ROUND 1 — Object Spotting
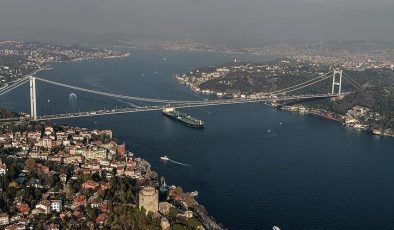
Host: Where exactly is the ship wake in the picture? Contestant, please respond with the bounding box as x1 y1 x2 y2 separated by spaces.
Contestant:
168 159 190 167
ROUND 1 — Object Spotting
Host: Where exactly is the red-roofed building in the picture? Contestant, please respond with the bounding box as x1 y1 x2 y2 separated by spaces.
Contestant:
18 218 29 226
82 180 99 190
16 203 30 215
72 210 83 218
116 144 126 155
116 166 124 176
72 195 86 208
96 213 106 225
99 181 111 191
46 223 60 230
4 224 17 230
99 201 108 213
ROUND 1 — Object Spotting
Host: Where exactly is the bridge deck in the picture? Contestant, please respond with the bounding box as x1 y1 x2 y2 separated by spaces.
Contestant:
0 94 339 122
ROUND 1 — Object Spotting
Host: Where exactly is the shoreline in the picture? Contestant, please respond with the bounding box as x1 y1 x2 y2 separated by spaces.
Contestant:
27 53 130 78
5 51 224 229
177 80 394 139
30 67 54 76
10 47 393 140
174 60 394 139
113 45 279 58
0 120 223 229
267 103 394 138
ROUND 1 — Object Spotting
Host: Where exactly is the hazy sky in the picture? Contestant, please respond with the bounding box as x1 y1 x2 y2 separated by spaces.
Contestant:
1 0 394 42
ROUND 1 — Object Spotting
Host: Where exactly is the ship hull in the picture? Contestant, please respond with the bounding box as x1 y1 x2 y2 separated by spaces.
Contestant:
162 111 204 129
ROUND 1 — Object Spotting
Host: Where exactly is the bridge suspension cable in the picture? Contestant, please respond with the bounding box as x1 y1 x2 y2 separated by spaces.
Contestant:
0 77 29 93
32 70 342 106
263 71 334 96
274 73 334 95
342 76 361 90
343 72 362 90
35 77 201 104
0 77 30 96
0 72 346 122
0 68 359 123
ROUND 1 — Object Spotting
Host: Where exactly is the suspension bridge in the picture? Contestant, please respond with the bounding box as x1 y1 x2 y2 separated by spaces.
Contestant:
0 69 361 122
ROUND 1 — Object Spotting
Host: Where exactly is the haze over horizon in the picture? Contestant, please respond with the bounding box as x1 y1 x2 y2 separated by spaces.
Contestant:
1 0 394 43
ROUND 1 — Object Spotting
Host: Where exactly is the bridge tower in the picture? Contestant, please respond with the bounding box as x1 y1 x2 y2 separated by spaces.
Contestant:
29 76 37 120
331 70 343 95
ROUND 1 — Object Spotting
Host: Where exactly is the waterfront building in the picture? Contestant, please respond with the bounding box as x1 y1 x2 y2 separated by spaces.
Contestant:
116 144 126 155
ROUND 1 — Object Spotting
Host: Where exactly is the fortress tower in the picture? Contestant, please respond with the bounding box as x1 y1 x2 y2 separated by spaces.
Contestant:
138 186 159 214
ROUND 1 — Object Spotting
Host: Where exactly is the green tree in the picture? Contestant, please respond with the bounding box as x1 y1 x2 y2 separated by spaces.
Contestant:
172 224 185 230
186 218 201 229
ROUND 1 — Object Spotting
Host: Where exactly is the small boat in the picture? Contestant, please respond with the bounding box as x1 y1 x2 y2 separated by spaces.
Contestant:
267 129 271 133
272 226 281 230
160 155 169 161
191 191 199 197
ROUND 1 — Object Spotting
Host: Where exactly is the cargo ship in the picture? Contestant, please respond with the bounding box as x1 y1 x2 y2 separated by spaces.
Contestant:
162 108 204 128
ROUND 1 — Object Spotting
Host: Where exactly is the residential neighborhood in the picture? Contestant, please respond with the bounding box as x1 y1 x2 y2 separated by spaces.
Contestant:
0 41 129 89
0 122 221 229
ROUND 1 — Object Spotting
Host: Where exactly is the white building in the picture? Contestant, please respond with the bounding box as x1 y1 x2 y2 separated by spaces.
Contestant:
50 200 62 212
0 164 7 176
0 213 9 225
35 200 50 214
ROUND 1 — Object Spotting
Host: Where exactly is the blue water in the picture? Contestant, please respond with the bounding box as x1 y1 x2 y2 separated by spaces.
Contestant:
1 49 394 230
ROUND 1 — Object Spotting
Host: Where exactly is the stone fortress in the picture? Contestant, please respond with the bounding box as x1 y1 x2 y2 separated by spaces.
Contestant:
138 186 159 214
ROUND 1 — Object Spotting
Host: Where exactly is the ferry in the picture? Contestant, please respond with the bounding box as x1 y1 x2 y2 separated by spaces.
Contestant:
160 155 169 161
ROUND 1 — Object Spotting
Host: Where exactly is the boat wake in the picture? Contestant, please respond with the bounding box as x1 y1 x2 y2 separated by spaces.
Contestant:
168 159 191 167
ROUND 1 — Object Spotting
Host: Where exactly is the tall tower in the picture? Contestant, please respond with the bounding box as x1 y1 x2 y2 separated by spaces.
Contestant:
138 186 159 214
331 70 343 95
29 76 37 120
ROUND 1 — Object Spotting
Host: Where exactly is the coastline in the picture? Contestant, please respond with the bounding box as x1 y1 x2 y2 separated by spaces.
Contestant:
2 47 393 229
30 67 54 76
26 53 130 78
113 45 275 57
4 51 224 229
173 58 394 139
13 46 392 140
176 78 394 139
267 102 394 138
0 120 223 229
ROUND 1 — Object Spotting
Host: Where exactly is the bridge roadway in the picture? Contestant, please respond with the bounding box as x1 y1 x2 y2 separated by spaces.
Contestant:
24 93 336 121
